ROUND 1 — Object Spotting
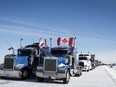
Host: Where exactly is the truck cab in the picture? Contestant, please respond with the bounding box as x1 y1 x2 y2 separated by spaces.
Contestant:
0 43 49 79
36 46 82 84
78 54 92 72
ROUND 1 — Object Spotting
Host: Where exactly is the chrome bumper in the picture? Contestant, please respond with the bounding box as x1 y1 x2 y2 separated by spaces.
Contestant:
82 67 89 71
0 70 21 78
36 72 66 79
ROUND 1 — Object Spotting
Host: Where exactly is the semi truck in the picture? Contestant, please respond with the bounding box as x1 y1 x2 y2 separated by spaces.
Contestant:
0 43 49 79
78 54 92 72
36 37 82 84
90 54 96 69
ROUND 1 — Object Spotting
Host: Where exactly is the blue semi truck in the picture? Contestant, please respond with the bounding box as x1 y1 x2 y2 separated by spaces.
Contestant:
0 43 49 79
36 37 82 84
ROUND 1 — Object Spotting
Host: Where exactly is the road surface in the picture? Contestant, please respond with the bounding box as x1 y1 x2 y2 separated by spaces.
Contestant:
0 66 116 87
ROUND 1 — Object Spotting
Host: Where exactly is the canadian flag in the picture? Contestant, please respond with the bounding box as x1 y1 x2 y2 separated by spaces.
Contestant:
57 37 74 47
39 39 47 50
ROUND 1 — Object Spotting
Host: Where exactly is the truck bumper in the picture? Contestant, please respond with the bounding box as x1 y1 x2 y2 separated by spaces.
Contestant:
36 72 66 79
0 70 22 78
82 67 89 71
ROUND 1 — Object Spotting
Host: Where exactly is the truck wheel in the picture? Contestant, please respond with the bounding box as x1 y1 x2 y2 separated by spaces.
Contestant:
22 69 29 80
63 70 70 84
87 67 89 72
37 77 44 82
1 76 6 79
75 73 80 77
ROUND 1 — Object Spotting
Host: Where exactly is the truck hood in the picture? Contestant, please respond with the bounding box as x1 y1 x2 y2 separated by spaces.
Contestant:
57 56 66 66
15 56 28 67
79 60 89 65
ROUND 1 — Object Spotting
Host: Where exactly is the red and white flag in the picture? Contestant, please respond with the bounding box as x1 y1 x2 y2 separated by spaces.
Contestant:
39 39 47 50
8 47 14 50
69 37 74 47
57 37 74 47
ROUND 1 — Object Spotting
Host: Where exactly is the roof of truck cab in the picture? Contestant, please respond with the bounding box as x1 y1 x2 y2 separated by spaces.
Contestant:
25 44 39 48
51 46 73 51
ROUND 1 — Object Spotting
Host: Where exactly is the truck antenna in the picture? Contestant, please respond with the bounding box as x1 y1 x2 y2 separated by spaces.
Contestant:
20 38 23 48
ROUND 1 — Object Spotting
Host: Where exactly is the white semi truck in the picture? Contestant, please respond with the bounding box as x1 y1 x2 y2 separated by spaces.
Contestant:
78 54 92 72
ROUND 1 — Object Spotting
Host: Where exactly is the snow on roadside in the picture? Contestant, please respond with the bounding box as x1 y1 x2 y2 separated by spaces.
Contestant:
104 66 116 85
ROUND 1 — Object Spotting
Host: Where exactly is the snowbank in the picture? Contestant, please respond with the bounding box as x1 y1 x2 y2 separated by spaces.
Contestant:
104 66 116 84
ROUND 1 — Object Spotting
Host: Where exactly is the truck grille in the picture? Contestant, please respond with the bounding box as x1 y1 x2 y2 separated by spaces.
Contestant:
44 59 57 72
4 58 14 70
79 62 84 67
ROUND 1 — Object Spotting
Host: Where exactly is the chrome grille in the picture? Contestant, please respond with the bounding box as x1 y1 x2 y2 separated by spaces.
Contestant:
4 57 14 70
44 59 57 72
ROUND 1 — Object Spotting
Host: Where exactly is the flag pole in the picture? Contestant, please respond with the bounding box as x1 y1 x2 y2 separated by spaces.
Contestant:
39 37 42 55
20 38 23 48
74 37 76 48
50 38 52 58
38 38 42 65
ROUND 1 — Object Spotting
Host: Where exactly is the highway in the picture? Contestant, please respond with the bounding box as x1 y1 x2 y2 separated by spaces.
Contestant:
0 66 116 87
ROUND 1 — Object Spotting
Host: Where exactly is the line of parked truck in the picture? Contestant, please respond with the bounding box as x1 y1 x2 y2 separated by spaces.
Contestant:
0 37 97 84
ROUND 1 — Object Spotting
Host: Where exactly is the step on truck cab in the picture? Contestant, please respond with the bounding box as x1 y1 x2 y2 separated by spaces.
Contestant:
0 43 49 79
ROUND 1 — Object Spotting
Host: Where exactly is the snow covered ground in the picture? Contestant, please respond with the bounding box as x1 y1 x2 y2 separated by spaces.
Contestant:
0 66 116 87
104 65 116 85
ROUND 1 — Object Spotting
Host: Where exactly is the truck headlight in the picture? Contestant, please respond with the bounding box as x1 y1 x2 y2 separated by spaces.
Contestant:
58 67 65 71
58 67 65 73
84 65 88 68
37 66 43 72
37 66 43 70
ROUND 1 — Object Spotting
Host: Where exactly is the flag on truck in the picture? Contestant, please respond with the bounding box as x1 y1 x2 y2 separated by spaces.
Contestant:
57 37 74 47
39 39 47 50
8 47 14 50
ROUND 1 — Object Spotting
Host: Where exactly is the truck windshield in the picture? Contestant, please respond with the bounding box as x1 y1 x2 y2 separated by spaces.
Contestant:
17 50 32 56
79 57 87 60
51 50 68 56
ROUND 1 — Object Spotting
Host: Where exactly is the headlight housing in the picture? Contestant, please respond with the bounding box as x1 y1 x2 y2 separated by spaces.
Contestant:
58 67 65 73
37 66 43 70
84 65 88 68
58 67 65 71
37 66 43 72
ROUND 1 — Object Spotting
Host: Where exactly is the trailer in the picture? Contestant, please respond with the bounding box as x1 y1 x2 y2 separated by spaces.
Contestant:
90 54 96 69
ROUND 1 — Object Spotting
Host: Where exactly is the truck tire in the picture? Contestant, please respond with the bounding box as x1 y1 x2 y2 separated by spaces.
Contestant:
22 69 29 80
75 73 80 77
63 70 70 84
37 77 44 82
87 69 89 72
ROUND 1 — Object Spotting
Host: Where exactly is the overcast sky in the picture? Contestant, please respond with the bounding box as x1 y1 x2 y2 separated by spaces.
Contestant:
0 0 116 63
